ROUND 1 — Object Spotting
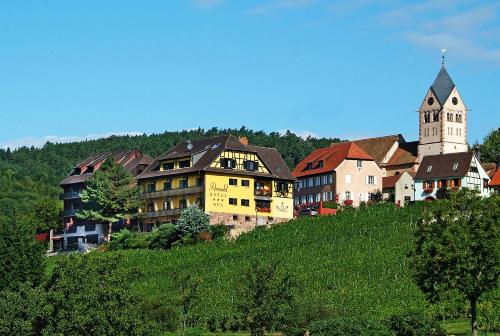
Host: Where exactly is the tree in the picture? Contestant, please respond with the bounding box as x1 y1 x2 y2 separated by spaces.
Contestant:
479 127 500 163
33 198 62 231
409 190 499 336
147 224 179 249
77 159 140 241
238 260 297 336
40 253 154 336
0 211 45 290
175 205 210 238
173 272 203 336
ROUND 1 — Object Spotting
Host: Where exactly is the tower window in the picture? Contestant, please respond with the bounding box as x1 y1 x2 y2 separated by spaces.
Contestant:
452 97 458 105
427 97 434 105
433 111 439 122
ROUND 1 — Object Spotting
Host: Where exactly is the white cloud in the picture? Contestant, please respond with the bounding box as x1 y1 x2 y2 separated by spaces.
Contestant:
191 0 224 9
0 131 144 150
248 0 317 15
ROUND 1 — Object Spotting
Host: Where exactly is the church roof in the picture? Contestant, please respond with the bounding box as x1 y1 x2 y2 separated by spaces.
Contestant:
431 66 455 105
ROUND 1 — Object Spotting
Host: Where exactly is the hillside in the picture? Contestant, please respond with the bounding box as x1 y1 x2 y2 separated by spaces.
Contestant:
100 204 427 328
0 127 341 214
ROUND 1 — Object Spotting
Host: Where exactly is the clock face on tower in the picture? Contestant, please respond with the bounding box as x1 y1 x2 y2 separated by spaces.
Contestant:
427 97 434 105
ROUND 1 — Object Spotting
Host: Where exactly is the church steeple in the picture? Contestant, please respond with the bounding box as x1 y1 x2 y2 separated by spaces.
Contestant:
417 59 468 162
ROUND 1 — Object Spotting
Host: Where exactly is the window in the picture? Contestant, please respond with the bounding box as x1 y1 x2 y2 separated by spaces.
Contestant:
86 234 98 245
85 223 96 232
229 198 237 205
345 191 351 200
424 180 434 189
276 181 288 192
367 176 375 185
163 180 172 190
345 174 351 184
244 160 258 171
147 202 155 212
222 158 236 169
229 178 238 186
164 200 171 210
314 176 321 186
308 195 314 203
147 183 156 193
427 165 432 173
232 215 238 221
196 197 204 207
328 174 333 184
452 162 459 171
357 160 362 168
179 199 187 209
179 178 188 189
317 160 324 168
241 199 250 206
307 177 313 188
241 179 250 187
433 111 439 122
483 179 489 189
245 216 251 222
179 160 191 168
195 177 203 187
162 162 175 170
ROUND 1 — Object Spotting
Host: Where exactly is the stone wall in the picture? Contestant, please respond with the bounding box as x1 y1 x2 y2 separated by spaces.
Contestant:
208 211 290 237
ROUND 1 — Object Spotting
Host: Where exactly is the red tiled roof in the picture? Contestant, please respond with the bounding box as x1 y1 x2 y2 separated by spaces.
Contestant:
382 174 403 189
292 142 374 178
490 168 500 187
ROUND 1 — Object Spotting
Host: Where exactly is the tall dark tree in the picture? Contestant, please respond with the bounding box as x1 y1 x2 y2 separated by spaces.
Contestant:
0 209 45 290
238 260 297 336
33 198 62 231
77 159 140 241
409 190 499 336
479 127 500 163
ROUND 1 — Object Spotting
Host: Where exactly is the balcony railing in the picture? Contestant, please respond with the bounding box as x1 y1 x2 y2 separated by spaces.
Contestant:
60 191 80 200
139 208 182 219
62 209 80 217
140 186 204 199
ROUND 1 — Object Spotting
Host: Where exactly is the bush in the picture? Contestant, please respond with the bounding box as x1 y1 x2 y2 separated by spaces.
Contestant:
147 224 179 249
435 187 450 200
107 229 149 250
478 293 500 332
322 201 339 209
176 205 210 237
308 317 392 336
385 312 446 336
141 300 179 332
211 224 230 240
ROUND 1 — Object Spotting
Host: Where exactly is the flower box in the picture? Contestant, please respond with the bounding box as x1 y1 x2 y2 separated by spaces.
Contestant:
423 188 434 194
256 207 271 213
343 199 353 206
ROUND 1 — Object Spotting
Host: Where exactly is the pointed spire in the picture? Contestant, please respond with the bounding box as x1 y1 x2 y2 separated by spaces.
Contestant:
431 60 455 106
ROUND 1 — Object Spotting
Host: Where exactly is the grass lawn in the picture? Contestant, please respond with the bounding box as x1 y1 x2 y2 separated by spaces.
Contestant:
441 319 497 336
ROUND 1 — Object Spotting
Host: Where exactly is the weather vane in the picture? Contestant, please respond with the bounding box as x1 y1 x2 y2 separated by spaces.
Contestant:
441 48 447 66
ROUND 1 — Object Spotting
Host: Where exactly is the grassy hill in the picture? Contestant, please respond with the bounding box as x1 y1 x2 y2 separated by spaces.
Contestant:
99 204 427 328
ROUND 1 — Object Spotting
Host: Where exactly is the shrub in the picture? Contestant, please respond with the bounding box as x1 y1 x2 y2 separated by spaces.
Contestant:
322 201 339 209
478 294 500 333
107 229 149 250
308 317 392 336
141 300 179 332
147 224 179 249
176 205 210 237
435 187 450 200
211 224 230 239
385 312 446 336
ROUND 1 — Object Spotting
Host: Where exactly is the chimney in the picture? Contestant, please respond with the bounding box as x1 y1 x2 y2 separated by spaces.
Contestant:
239 136 249 146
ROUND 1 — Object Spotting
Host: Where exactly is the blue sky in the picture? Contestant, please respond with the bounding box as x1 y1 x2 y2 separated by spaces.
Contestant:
1 0 499 149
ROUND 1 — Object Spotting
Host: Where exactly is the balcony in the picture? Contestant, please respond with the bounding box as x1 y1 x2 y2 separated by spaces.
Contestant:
60 191 80 200
139 208 182 219
254 182 272 200
140 186 204 199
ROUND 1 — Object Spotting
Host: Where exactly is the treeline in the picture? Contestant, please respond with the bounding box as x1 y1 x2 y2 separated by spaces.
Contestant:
0 127 341 215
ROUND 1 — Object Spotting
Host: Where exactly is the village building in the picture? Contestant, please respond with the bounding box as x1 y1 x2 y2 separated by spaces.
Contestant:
54 150 153 252
413 151 490 201
292 142 383 207
382 171 415 206
489 161 500 192
136 135 295 236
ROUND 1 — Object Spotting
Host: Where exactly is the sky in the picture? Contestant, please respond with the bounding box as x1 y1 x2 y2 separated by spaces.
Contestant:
1 0 499 149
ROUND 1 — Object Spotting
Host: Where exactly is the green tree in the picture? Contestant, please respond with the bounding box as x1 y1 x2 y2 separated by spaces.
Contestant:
409 190 499 336
238 260 297 336
175 205 210 238
0 212 45 290
33 198 62 231
40 253 154 336
77 159 140 241
479 127 500 163
148 223 179 249
173 273 203 336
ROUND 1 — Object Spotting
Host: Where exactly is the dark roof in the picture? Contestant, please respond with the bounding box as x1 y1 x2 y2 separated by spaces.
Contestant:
138 135 295 181
61 150 151 186
414 152 473 180
431 66 455 105
387 141 418 166
293 142 374 178
353 135 401 165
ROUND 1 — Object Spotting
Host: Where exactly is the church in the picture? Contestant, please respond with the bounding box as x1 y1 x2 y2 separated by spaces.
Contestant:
380 59 491 202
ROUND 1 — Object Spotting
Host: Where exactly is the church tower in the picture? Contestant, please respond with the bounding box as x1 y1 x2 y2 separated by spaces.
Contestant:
417 62 468 162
